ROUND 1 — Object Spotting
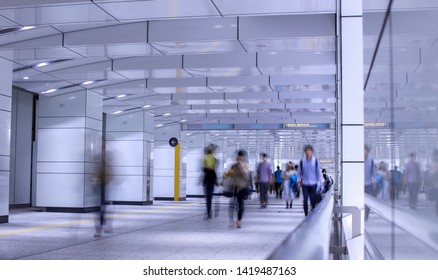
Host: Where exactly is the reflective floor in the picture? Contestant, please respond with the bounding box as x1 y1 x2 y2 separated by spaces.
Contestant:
0 195 304 260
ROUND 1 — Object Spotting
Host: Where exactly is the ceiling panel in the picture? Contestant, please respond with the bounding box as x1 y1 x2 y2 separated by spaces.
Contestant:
67 44 161 58
213 0 336 16
96 0 220 21
0 26 59 45
0 4 115 25
241 37 336 52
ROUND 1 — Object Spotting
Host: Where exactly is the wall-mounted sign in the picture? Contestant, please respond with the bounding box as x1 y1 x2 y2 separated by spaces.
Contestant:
284 123 331 129
364 122 387 127
169 137 178 147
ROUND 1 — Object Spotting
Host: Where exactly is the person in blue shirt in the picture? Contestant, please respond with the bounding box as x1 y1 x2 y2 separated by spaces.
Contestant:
297 145 322 216
274 166 283 199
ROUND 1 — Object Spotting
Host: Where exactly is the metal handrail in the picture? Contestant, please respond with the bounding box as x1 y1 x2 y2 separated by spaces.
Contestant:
268 189 334 260
365 194 438 252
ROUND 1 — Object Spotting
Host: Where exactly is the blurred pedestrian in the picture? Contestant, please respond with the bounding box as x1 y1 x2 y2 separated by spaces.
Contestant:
364 144 377 220
274 166 283 199
283 163 298 209
298 145 322 216
203 144 218 219
257 153 272 208
404 152 421 209
226 150 250 228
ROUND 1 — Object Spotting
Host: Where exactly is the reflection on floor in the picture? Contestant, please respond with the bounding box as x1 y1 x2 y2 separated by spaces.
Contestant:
0 195 305 260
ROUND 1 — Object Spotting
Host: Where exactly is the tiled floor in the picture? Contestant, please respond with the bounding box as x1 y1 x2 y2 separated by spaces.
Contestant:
0 194 305 260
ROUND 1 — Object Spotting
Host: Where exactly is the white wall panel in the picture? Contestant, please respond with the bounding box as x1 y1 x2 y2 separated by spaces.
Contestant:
0 110 11 156
342 126 364 162
0 54 12 96
106 111 144 132
84 174 100 207
106 131 144 141
152 176 174 198
107 166 143 176
36 174 84 207
38 162 84 174
0 171 9 214
37 128 85 162
0 95 12 111
154 148 175 169
85 129 102 163
38 117 85 128
0 156 10 171
105 175 143 201
86 117 102 131
105 140 143 167
341 17 364 124
86 91 103 121
38 92 87 117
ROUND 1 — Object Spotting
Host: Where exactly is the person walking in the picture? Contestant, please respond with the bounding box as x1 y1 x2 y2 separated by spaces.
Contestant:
203 144 218 219
390 166 402 200
364 145 377 220
226 150 250 228
297 145 322 216
283 164 298 209
404 152 421 210
257 153 272 208
274 166 283 199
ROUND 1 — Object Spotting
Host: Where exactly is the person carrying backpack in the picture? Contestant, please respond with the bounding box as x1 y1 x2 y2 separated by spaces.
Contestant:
297 145 322 216
283 163 297 209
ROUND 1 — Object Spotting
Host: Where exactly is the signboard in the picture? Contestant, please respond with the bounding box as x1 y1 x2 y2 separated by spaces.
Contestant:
169 137 178 147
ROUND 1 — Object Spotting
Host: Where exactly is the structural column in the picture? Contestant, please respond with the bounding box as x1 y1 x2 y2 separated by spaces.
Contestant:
338 0 365 258
153 124 186 200
105 111 154 205
36 90 103 212
185 133 208 197
0 52 13 223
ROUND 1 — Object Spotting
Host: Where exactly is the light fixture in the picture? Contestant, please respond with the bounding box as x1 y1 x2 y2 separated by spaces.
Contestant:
112 110 123 115
21 26 35 31
143 105 151 108
156 124 163 127
82 80 94 86
23 76 29 80
42 89 57 94
117 94 126 98
163 113 171 116
213 24 223 29
35 62 49 68
180 119 187 123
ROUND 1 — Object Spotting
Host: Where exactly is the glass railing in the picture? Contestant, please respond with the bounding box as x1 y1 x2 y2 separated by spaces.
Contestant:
268 189 334 260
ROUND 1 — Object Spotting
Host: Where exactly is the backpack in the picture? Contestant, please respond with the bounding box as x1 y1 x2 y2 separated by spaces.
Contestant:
299 158 320 180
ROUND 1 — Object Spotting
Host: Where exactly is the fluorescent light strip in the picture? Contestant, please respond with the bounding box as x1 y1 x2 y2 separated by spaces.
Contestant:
41 89 57 94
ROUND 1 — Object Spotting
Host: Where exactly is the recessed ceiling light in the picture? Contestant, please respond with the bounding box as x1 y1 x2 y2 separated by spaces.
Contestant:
143 105 151 108
21 26 35 31
213 24 223 29
180 119 187 123
117 94 126 98
35 62 49 68
42 89 57 94
112 110 123 115
156 124 163 127
163 113 171 116
23 76 29 80
82 80 94 85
